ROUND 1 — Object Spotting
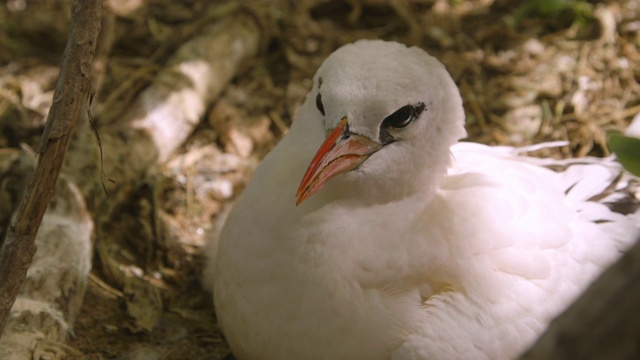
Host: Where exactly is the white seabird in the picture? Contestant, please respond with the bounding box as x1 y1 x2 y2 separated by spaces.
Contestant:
209 40 639 360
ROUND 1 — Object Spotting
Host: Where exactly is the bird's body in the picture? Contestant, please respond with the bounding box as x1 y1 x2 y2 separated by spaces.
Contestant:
210 40 639 360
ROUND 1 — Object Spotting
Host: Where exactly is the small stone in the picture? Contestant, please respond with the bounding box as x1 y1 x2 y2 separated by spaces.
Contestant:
500 105 542 143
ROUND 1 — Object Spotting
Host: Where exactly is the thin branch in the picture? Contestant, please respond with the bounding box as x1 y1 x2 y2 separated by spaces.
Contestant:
86 90 112 198
0 0 102 334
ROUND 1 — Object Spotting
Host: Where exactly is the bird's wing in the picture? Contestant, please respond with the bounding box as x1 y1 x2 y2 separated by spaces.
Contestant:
393 142 639 360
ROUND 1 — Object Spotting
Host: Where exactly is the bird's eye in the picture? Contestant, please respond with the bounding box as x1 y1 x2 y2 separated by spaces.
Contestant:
382 102 426 129
316 93 325 116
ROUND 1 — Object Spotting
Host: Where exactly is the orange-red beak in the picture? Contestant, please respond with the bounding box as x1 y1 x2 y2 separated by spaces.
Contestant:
296 117 381 205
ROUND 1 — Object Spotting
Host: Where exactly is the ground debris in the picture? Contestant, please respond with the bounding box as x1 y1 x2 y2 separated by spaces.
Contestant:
1 0 639 358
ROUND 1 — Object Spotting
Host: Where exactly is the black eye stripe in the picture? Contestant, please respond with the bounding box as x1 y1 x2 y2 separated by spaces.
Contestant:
379 102 426 144
382 102 426 129
384 105 413 129
316 77 325 116
316 93 325 116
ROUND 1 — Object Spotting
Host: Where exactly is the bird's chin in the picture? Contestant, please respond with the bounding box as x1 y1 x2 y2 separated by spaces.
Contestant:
319 169 395 205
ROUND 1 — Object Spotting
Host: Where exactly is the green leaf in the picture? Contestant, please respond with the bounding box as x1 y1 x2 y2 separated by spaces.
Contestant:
513 0 593 26
608 132 640 176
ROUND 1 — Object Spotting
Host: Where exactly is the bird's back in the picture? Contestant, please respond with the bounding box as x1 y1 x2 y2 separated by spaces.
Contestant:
391 142 639 359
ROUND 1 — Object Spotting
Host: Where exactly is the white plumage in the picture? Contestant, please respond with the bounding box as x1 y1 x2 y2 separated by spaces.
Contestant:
209 40 639 360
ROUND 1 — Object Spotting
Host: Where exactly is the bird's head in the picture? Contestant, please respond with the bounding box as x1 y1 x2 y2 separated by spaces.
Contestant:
295 40 467 206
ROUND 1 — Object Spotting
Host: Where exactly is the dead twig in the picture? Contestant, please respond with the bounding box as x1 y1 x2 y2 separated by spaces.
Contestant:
0 0 102 334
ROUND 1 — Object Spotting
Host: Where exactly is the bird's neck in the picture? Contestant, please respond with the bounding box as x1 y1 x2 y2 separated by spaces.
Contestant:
315 158 450 209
